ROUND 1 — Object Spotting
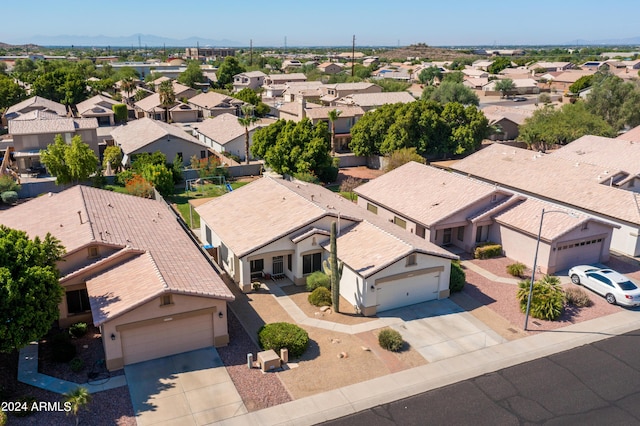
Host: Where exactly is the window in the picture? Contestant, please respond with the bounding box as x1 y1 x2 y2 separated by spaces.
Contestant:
581 223 589 231
205 225 212 245
367 203 378 214
250 259 264 274
176 152 183 162
200 150 207 159
66 289 90 314
272 256 284 275
406 254 417 266
457 226 464 241
287 254 292 271
160 294 173 306
416 224 426 239
443 228 452 245
393 216 407 229
303 253 322 274
88 247 98 258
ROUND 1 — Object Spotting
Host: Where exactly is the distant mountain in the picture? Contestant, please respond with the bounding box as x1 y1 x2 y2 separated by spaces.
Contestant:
10 34 242 47
573 36 640 46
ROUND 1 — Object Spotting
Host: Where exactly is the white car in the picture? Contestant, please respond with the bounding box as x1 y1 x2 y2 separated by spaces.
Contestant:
568 265 640 307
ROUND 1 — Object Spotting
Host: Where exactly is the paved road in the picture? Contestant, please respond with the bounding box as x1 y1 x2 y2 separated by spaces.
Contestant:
322 328 640 425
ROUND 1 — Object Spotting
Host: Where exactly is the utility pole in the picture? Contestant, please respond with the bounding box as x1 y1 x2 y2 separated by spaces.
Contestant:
284 36 287 54
250 39 253 66
352 35 356 77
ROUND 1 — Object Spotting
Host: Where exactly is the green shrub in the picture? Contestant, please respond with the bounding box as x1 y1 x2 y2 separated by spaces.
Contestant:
308 287 332 307
306 271 331 291
112 103 128 123
258 322 309 358
565 287 593 308
378 328 404 352
13 396 37 417
1 191 18 205
0 408 6 425
474 243 502 259
252 281 262 291
506 262 526 277
69 357 84 372
449 260 466 293
69 322 88 338
52 337 77 363
517 275 564 321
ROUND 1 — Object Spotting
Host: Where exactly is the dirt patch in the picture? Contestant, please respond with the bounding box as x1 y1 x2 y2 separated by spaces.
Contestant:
469 256 532 280
336 166 385 185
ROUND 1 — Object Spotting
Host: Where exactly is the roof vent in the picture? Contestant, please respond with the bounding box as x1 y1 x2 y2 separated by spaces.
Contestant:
77 210 83 224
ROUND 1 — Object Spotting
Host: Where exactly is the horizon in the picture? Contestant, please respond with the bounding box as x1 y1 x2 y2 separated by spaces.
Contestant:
2 0 639 47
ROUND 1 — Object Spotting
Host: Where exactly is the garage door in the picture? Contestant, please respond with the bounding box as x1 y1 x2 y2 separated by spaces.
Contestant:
376 272 439 312
121 313 214 365
554 237 604 272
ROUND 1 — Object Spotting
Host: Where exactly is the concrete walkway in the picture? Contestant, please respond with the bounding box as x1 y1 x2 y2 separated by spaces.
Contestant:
18 342 127 394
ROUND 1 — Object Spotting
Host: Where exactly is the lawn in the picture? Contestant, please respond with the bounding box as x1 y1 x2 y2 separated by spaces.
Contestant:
326 184 358 202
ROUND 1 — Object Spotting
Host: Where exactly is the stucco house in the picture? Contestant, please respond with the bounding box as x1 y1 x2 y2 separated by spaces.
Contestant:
232 71 267 92
76 94 121 126
110 117 209 166
333 91 416 111
317 62 343 74
355 162 616 274
0 185 234 370
481 105 534 140
7 110 99 174
319 82 382 105
188 91 244 118
2 96 67 127
264 73 308 86
452 142 640 257
196 176 457 315
134 94 199 123
192 113 275 161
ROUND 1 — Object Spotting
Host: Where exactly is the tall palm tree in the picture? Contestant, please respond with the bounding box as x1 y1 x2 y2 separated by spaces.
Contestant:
157 79 176 123
237 104 259 164
327 109 342 155
64 386 92 426
121 77 136 105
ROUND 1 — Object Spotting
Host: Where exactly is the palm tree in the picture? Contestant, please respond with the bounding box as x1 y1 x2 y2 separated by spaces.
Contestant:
64 386 92 426
121 77 136 105
327 109 342 155
237 104 259 164
157 79 176 123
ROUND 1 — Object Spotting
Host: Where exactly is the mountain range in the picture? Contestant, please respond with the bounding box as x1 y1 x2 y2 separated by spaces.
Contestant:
7 34 243 47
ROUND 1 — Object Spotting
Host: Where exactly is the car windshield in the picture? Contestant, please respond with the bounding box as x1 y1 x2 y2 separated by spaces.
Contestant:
618 281 638 291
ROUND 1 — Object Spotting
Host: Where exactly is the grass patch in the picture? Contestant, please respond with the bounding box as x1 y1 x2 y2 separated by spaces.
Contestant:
326 184 357 201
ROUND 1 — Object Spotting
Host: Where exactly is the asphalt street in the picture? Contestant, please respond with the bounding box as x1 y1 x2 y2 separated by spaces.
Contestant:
322 328 640 425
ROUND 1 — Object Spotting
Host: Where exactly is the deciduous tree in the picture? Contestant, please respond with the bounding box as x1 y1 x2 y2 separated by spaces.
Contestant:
40 135 98 184
494 78 515 98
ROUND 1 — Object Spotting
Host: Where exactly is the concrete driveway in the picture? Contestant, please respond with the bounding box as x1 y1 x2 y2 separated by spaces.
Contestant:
381 299 507 362
124 347 246 426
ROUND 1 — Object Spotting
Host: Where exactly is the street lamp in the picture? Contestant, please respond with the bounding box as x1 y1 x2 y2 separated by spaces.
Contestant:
524 208 577 331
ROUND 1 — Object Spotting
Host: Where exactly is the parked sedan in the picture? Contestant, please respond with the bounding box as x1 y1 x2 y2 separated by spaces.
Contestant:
568 265 640 307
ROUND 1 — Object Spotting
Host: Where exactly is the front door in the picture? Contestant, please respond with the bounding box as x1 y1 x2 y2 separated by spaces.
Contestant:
272 256 284 276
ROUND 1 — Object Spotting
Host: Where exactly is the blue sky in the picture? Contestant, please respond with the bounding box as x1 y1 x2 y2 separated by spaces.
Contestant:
2 0 639 46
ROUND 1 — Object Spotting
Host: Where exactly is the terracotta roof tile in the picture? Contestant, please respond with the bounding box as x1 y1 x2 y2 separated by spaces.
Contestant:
111 117 205 153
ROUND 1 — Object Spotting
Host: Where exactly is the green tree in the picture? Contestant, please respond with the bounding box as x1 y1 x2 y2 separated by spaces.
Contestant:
112 103 128 123
374 79 410 92
585 73 638 131
494 78 515 98
237 104 259 164
64 386 92 426
0 226 65 353
233 87 260 105
0 175 20 193
177 60 205 88
442 71 464 83
32 69 87 105
418 66 442 85
120 76 136 104
328 109 342 155
157 79 175 122
140 163 174 196
568 74 594 94
385 148 426 172
216 56 245 89
102 146 123 173
40 134 99 184
487 57 512 74
0 74 27 109
251 118 334 182
322 221 343 313
422 81 479 106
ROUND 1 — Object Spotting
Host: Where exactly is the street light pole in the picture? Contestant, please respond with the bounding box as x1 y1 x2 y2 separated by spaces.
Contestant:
524 208 578 331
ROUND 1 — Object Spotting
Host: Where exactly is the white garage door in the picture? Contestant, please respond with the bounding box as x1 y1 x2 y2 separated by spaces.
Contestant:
376 272 439 312
121 313 214 365
555 237 604 272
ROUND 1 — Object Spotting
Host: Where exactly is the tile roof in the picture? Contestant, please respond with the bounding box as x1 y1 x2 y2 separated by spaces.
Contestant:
237 71 267 78
267 73 307 82
304 105 365 120
134 93 162 111
188 91 238 109
76 95 119 116
8 110 97 135
0 185 233 325
481 105 534 125
553 135 640 175
451 144 640 225
335 91 416 108
355 162 500 227
324 82 380 91
195 176 456 276
110 117 205 154
5 96 67 117
195 113 275 145
618 125 640 143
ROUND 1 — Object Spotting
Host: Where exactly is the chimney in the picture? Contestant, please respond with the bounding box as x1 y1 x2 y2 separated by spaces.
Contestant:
298 96 306 119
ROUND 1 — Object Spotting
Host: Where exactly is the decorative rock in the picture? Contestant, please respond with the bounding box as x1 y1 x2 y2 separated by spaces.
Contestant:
331 338 341 344
320 306 331 312
314 312 323 317
338 351 348 358
361 346 371 351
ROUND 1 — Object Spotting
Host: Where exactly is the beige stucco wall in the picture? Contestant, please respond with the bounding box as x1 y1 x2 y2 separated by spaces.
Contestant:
102 294 228 371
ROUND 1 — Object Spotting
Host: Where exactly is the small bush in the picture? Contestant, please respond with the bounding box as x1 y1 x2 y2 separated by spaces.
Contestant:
258 322 309 358
378 328 404 352
1 191 18 205
69 357 84 372
506 262 526 277
306 271 331 291
517 275 564 321
308 287 332 307
449 260 466 293
565 287 594 308
0 409 6 425
252 281 262 291
474 243 502 259
53 339 77 363
69 322 88 338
